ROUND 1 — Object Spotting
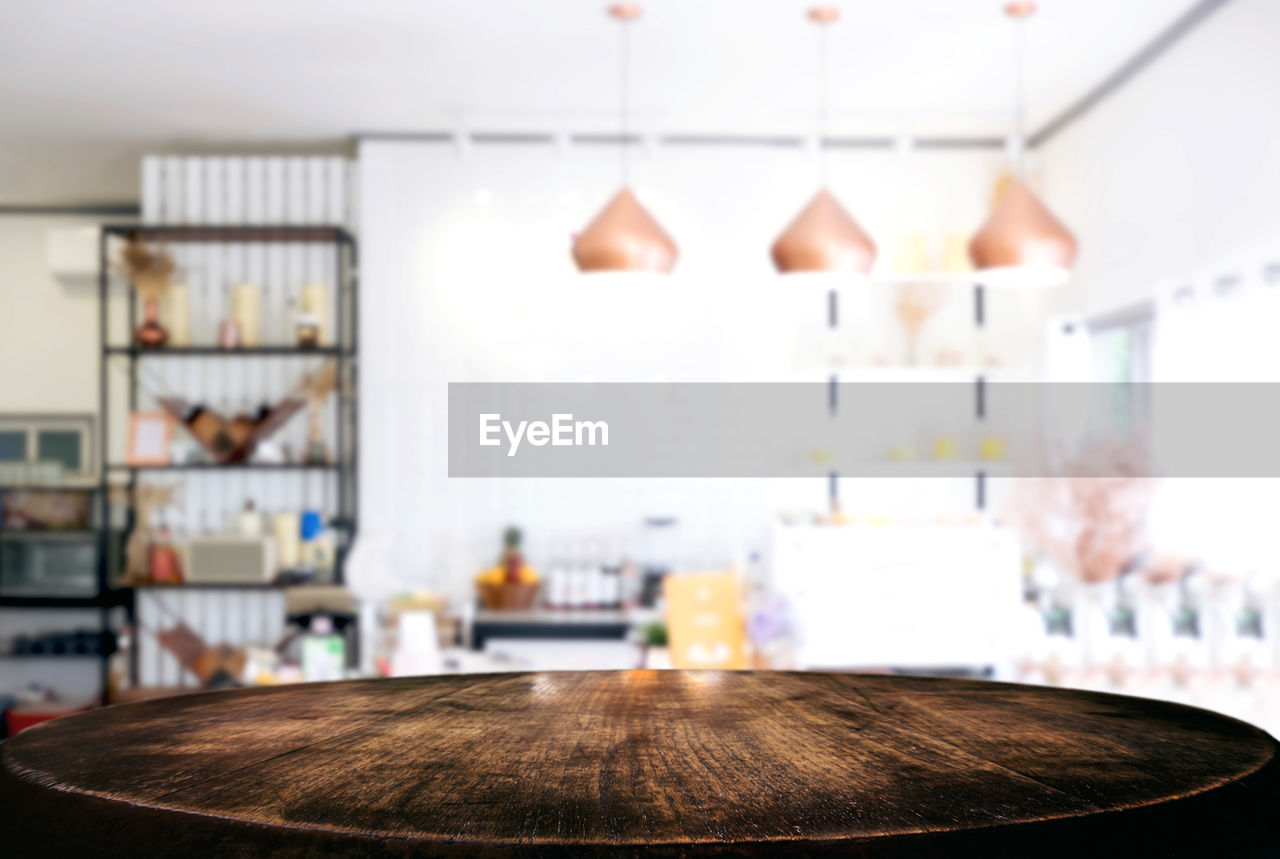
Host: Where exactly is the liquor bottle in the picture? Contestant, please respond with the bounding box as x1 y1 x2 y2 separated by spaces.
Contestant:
135 298 169 348
148 522 182 584
545 540 568 610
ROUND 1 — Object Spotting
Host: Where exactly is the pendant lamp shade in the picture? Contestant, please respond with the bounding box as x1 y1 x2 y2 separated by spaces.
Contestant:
772 8 876 276
573 188 678 274
969 176 1077 288
969 2 1076 287
572 4 677 274
772 189 877 274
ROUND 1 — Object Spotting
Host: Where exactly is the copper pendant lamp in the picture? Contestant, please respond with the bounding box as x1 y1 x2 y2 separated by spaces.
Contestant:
771 7 876 275
572 4 677 274
969 2 1076 287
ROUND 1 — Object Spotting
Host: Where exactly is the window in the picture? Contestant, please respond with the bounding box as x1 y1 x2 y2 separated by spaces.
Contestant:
37 430 84 473
1088 309 1153 439
0 431 26 462
0 415 95 483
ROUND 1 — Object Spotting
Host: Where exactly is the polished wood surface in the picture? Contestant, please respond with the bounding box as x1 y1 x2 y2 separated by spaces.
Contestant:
3 671 1278 856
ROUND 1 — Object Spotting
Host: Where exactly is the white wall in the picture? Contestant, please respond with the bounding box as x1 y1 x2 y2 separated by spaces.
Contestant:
358 138 1017 596
0 218 105 415
0 219 118 701
0 217 133 472
1043 0 1280 316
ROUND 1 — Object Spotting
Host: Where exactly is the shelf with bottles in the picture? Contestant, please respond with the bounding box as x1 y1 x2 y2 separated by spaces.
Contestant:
123 278 343 352
110 230 350 352
473 524 675 616
113 501 342 591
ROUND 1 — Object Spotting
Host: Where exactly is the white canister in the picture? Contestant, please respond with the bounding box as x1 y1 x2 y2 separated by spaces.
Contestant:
299 283 330 346
274 511 301 570
231 282 262 346
165 283 191 346
237 502 263 538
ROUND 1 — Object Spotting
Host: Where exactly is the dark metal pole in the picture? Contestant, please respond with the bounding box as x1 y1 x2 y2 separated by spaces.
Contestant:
98 226 111 705
334 235 346 585
349 234 360 563
974 282 986 511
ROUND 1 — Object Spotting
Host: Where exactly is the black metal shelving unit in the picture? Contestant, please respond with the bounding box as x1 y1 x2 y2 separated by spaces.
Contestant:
97 223 359 691
0 493 124 707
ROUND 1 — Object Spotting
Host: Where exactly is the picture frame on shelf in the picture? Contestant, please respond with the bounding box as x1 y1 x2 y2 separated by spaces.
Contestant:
126 411 173 466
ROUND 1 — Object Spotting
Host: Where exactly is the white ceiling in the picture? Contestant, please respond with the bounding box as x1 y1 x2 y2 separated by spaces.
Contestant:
0 0 1201 203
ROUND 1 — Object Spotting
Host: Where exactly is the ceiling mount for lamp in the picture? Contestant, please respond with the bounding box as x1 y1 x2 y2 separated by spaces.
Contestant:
771 6 877 275
969 1 1077 287
572 3 678 274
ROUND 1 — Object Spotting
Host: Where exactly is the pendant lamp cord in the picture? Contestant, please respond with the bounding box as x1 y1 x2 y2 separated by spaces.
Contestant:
619 18 632 188
817 21 829 187
1012 12 1027 177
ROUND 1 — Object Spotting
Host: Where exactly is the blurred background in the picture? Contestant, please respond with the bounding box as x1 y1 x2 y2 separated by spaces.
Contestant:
4 0 1280 738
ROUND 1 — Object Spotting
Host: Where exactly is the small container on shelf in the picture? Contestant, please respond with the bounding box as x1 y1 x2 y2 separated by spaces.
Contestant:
164 283 191 346
231 282 262 346
296 313 321 349
218 317 241 349
135 298 168 348
147 524 183 584
299 283 330 346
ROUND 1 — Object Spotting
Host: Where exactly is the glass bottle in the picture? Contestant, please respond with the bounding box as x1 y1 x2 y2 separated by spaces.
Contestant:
135 297 169 348
148 522 183 584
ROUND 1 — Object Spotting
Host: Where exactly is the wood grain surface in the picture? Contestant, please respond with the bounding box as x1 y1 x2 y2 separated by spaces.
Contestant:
3 671 1278 857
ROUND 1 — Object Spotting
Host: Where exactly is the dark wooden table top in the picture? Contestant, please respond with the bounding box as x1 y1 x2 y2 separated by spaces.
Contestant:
3 671 1278 856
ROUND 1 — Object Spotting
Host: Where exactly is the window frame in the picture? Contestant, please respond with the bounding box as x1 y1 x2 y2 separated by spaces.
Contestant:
0 413 96 485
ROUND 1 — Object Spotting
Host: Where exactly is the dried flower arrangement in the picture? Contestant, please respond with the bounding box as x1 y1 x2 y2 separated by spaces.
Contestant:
1009 442 1158 584
894 282 946 365
118 240 177 300
111 481 182 582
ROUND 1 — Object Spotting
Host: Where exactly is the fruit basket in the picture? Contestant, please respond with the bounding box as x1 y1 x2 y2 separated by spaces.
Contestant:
475 526 541 611
477 581 541 611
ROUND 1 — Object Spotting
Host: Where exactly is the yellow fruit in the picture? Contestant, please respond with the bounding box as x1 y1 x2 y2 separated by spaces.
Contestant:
476 564 539 585
476 566 504 585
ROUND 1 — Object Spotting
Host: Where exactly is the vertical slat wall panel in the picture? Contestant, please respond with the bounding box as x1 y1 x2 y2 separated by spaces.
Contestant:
137 588 287 689
141 157 162 224
128 153 353 689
